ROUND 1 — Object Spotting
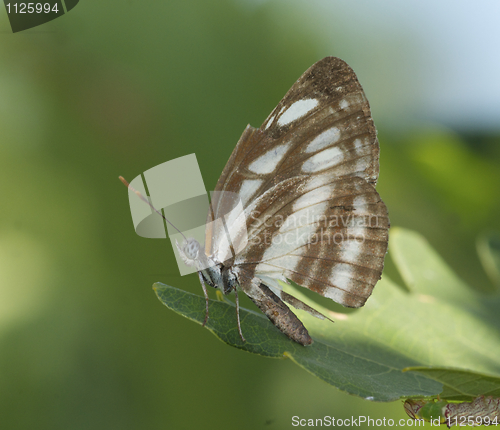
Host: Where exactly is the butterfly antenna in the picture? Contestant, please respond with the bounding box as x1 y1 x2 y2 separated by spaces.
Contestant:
118 176 187 241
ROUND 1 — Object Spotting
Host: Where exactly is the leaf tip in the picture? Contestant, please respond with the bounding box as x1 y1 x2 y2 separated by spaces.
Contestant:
152 282 165 294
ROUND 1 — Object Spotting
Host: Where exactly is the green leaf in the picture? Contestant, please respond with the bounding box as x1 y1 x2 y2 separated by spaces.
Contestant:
477 232 500 290
154 227 500 401
403 367 500 401
390 227 480 306
154 282 440 401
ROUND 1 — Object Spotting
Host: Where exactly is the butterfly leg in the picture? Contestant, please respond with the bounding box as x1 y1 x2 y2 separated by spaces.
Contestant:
234 288 246 342
197 271 210 326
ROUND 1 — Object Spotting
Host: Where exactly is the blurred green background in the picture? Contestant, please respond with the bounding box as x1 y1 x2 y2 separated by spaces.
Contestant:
1 1 499 429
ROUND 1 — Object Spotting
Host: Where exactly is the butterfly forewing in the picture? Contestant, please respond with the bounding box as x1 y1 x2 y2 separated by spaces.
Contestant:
261 57 379 185
204 57 389 343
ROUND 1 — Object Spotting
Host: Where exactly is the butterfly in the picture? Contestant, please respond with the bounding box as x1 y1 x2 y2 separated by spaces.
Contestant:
170 57 388 346
171 57 390 345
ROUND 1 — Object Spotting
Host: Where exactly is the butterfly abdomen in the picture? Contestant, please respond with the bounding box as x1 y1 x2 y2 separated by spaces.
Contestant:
245 281 313 346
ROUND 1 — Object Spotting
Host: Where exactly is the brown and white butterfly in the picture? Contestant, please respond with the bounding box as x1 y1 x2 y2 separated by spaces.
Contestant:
176 57 389 346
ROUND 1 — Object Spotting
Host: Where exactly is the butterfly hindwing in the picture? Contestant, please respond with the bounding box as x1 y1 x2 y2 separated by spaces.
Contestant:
234 175 388 308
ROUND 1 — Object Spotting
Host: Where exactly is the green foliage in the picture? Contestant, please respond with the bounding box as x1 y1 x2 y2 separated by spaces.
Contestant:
477 232 500 289
404 368 500 402
155 228 500 401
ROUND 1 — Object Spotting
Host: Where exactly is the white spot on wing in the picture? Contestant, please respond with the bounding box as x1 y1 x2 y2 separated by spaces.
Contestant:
340 240 363 264
353 138 364 150
264 113 276 130
277 99 318 126
305 127 341 153
302 146 344 173
210 218 233 263
353 195 368 207
293 185 335 212
326 263 355 300
239 179 263 204
347 225 367 242
248 142 291 174
324 285 347 302
259 224 317 262
279 201 329 233
339 99 349 109
352 157 370 174
303 175 333 192
224 201 248 255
